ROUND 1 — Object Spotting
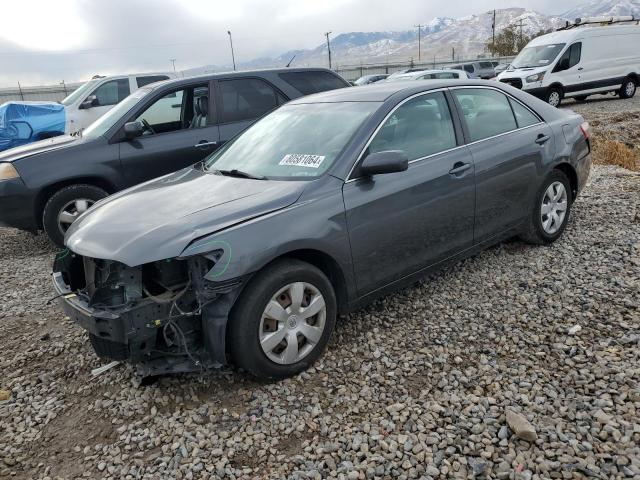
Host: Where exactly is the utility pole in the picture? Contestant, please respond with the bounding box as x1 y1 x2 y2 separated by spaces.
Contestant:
414 24 423 61
227 30 236 70
514 19 527 49
452 47 455 61
61 80 68 97
169 59 176 72
324 31 332 69
489 10 496 56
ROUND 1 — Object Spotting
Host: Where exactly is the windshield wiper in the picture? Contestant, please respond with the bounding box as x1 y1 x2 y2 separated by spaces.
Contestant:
216 169 266 180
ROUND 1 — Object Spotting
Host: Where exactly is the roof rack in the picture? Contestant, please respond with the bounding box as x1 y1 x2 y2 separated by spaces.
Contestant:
557 15 639 30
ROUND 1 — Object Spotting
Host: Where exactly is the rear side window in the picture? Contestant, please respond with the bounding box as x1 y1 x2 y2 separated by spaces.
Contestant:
136 75 170 88
368 91 457 161
509 98 540 128
219 78 284 123
433 72 457 79
278 71 347 95
463 64 475 73
479 62 493 68
453 88 517 142
90 79 130 107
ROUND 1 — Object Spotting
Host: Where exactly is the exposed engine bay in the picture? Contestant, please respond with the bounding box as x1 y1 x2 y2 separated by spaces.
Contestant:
52 249 245 377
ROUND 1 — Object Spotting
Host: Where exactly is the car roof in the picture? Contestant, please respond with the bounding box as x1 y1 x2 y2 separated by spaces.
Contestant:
146 67 340 90
289 79 516 103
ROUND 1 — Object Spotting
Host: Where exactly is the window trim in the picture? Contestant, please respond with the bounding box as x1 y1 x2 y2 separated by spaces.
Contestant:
215 76 289 126
345 85 544 182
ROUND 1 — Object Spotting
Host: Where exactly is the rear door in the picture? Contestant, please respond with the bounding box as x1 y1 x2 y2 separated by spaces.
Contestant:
450 87 554 243
117 82 219 186
343 90 476 296
215 77 287 146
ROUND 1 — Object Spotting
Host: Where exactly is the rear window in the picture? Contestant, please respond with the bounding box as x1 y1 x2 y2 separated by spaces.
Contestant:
136 75 170 88
278 71 348 95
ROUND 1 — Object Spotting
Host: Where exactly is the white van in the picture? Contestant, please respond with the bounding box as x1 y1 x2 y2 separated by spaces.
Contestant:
59 72 175 133
497 16 640 107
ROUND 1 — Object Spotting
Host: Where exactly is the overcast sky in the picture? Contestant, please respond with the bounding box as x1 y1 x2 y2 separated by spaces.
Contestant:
1 0 586 87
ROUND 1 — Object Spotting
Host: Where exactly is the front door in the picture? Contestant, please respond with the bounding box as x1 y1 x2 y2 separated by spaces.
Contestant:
343 90 476 296
118 83 219 187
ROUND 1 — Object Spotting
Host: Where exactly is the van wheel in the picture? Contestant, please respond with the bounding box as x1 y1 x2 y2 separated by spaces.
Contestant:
545 87 563 107
520 170 572 245
42 184 108 248
228 259 337 379
574 95 588 102
619 77 636 99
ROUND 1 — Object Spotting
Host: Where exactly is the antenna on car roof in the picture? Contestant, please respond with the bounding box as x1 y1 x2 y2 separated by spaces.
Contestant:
557 15 638 30
285 55 296 68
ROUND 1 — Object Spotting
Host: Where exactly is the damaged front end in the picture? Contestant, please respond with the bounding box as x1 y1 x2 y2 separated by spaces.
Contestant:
52 249 245 377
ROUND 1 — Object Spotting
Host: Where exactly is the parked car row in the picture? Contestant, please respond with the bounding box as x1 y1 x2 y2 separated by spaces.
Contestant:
49 78 591 380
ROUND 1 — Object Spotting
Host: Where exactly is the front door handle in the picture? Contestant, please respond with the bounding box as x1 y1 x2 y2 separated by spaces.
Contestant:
577 67 584 71
535 134 550 145
194 140 218 149
449 162 472 176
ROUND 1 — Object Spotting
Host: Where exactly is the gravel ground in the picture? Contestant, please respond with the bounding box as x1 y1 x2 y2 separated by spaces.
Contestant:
1 96 639 480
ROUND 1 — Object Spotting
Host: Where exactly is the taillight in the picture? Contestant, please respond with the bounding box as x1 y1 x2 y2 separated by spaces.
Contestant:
579 121 591 140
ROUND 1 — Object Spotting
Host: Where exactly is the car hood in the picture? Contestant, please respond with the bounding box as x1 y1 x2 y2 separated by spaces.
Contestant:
0 134 78 162
65 166 308 266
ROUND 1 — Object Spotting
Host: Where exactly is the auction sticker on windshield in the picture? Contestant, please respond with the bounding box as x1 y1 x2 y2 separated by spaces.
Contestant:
279 154 325 168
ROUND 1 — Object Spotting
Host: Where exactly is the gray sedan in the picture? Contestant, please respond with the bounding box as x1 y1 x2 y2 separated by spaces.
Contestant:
53 80 592 380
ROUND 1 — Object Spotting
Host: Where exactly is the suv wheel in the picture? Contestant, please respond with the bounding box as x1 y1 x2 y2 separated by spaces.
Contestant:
619 77 637 99
42 184 108 247
545 87 563 107
228 259 337 379
521 170 572 245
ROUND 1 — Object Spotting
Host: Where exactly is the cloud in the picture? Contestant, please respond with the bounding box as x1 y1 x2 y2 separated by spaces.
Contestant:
0 0 586 87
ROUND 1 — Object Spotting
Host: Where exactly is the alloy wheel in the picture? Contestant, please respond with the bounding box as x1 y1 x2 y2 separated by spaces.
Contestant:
540 181 568 235
259 282 327 365
625 81 635 97
57 198 95 235
548 91 561 107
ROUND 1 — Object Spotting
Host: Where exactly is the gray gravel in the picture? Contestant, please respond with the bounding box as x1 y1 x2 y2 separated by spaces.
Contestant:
1 100 639 479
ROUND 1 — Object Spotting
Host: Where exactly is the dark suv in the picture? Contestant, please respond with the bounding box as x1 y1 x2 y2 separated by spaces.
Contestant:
0 68 349 246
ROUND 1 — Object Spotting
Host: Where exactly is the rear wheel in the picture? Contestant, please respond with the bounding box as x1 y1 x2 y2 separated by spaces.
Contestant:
228 259 337 379
545 87 563 107
619 77 637 99
520 170 572 245
42 184 108 247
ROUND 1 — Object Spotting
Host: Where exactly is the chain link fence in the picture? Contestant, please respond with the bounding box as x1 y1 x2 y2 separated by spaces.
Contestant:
0 83 81 103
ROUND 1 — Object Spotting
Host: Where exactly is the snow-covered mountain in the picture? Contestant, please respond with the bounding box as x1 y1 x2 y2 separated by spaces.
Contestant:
561 0 639 20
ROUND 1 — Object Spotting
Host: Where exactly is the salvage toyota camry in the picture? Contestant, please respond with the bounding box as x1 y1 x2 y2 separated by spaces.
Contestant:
53 81 591 380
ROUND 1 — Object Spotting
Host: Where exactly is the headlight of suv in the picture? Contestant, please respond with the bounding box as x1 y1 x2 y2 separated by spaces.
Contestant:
0 163 20 181
525 72 546 83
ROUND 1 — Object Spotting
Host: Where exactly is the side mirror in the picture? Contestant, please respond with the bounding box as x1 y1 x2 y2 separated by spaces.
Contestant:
360 150 408 176
79 95 98 109
123 121 144 139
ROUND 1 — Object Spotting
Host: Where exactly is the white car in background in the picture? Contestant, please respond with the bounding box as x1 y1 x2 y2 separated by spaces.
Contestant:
386 69 476 81
60 73 175 133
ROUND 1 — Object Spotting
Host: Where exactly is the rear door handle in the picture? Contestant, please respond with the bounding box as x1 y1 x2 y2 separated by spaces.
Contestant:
577 67 584 71
194 140 218 149
449 162 472 176
535 134 550 145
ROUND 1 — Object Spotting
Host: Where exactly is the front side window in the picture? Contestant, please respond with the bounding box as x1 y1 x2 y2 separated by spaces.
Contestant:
453 88 517 142
205 102 378 179
90 79 130 107
219 78 284 124
278 71 348 95
554 42 582 72
368 91 457 161
133 84 209 135
464 64 475 73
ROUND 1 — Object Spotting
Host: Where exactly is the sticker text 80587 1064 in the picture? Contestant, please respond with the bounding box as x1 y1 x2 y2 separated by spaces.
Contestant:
279 154 326 168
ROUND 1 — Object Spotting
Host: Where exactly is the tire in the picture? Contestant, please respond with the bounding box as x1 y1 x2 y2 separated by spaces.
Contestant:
520 169 573 245
42 184 108 248
619 77 637 99
544 87 563 107
228 259 337 379
574 95 588 102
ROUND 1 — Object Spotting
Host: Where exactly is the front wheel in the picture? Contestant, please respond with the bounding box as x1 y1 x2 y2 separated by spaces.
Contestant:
545 87 563 108
42 184 108 247
520 170 572 245
228 259 337 379
619 77 637 99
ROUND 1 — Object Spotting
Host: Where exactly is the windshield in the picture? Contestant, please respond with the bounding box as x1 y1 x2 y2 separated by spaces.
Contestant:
205 102 379 180
512 43 566 68
60 79 100 106
82 88 152 139
354 76 372 85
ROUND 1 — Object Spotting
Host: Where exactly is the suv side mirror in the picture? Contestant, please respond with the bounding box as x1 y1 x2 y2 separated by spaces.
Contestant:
360 150 408 176
79 95 99 109
123 121 144 139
